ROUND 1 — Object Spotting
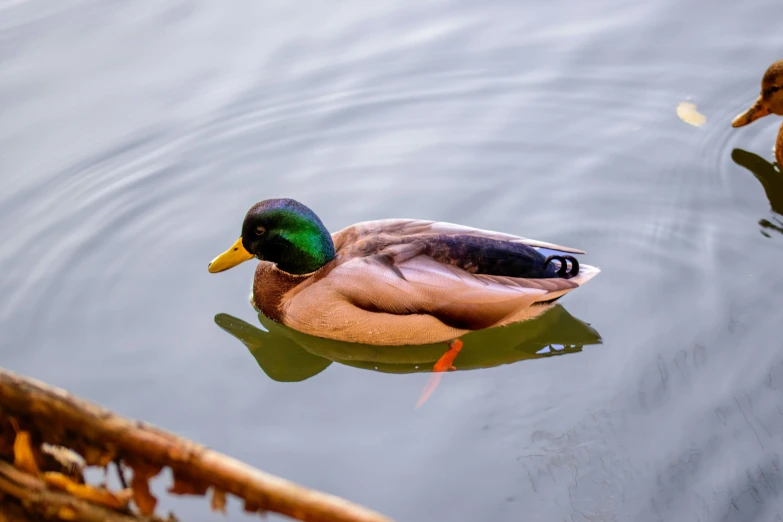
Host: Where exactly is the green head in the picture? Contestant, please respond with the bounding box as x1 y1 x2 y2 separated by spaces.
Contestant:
208 198 335 275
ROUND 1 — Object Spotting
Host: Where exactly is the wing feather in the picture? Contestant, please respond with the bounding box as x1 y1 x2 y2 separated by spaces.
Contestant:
332 219 586 255
285 251 585 332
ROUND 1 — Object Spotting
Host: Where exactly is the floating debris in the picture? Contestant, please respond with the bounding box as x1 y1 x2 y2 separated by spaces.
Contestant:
0 368 392 522
677 101 706 127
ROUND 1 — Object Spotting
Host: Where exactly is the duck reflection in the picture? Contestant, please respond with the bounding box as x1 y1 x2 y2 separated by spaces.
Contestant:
731 148 783 237
215 304 601 383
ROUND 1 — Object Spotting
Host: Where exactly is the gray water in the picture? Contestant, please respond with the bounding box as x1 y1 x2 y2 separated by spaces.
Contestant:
2 1 783 520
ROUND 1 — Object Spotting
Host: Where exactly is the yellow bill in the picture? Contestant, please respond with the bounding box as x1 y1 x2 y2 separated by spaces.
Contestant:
732 95 772 128
208 238 254 273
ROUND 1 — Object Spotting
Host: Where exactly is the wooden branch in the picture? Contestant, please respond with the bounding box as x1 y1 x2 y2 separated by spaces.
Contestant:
0 368 392 522
0 501 42 522
0 460 140 522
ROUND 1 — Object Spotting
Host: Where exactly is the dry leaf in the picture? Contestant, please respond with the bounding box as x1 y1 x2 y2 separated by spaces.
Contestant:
115 488 134 505
128 461 162 516
82 445 117 468
127 460 163 479
676 101 706 127
44 471 75 490
11 420 40 476
244 498 263 513
57 506 77 520
211 488 227 514
43 472 131 510
168 471 209 496
131 475 157 516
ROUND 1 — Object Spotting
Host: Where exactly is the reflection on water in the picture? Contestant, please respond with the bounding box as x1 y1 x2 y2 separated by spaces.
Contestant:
215 304 601 381
216 305 601 408
731 148 783 236
760 217 783 235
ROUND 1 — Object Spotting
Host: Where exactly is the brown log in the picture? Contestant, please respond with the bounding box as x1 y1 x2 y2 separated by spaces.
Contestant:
0 368 392 522
0 498 43 522
0 460 141 522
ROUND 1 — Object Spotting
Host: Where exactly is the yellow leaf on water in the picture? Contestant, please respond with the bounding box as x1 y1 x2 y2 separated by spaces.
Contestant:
676 101 706 127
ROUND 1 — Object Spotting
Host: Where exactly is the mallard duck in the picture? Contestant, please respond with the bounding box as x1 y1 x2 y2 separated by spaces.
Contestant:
208 199 599 345
732 59 783 166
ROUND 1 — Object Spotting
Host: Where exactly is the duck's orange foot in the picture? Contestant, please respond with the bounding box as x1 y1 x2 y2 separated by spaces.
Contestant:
416 338 464 409
432 338 463 373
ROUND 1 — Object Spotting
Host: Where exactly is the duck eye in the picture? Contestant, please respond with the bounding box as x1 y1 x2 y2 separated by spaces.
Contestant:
255 226 266 236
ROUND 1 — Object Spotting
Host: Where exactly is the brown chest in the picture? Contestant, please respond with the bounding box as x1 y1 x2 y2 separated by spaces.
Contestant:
252 262 314 322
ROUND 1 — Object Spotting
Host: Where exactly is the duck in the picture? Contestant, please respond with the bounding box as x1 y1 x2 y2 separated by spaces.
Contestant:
208 198 599 346
732 59 783 166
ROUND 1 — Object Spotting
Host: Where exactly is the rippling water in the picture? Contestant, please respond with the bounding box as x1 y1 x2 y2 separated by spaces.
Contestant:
2 0 783 520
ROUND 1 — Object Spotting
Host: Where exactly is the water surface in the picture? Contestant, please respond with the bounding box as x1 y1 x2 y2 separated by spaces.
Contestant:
2 0 783 520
